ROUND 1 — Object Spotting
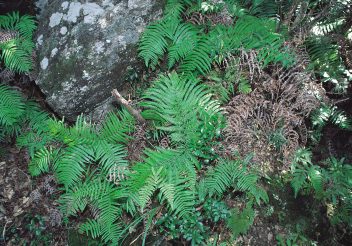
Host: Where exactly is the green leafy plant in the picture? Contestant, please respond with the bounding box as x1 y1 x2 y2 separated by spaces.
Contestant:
0 12 36 73
0 84 25 138
141 72 224 161
19 111 135 244
138 0 295 76
290 148 352 226
203 199 230 223
203 158 268 204
157 211 210 245
227 201 256 238
0 85 49 143
276 222 318 246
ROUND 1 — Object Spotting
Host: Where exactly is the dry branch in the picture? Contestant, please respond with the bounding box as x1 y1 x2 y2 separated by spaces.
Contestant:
111 89 146 123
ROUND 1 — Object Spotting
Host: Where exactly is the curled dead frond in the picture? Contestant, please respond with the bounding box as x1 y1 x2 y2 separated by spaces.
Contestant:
224 57 325 172
185 9 233 26
127 123 147 162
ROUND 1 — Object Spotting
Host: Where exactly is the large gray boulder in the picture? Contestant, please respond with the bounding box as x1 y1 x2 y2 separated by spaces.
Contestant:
34 0 163 121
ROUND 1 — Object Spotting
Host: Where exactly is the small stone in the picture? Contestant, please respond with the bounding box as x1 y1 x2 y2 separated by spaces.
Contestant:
5 187 14 200
22 197 30 205
268 232 273 241
0 204 6 214
13 206 24 217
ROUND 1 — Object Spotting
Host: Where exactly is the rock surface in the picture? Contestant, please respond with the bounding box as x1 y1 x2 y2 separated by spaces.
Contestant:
34 0 163 121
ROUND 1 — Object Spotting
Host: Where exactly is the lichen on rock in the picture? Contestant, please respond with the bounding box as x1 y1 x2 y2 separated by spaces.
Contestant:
35 0 164 121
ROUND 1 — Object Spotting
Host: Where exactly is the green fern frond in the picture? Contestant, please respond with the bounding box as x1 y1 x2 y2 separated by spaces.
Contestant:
179 36 213 75
237 78 252 94
0 12 36 73
139 166 164 211
93 140 128 175
204 159 268 204
0 84 25 127
124 148 197 217
291 168 307 198
0 40 33 72
168 23 198 69
0 12 36 40
209 15 294 67
308 166 323 196
28 147 60 176
141 72 222 150
60 179 123 244
164 0 185 21
227 201 255 238
55 144 95 189
138 20 169 68
80 219 123 245
99 109 135 144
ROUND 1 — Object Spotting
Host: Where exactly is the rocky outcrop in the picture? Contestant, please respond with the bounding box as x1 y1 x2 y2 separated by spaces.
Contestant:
34 0 163 121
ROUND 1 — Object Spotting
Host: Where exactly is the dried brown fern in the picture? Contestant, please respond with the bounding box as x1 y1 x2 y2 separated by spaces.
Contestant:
223 53 325 173
126 123 147 162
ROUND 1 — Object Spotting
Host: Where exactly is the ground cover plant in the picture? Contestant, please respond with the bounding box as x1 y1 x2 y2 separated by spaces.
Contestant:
1 0 352 245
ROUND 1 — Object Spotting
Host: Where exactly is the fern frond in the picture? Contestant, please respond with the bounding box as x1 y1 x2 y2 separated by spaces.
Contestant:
99 109 135 144
168 23 198 68
227 201 255 238
0 39 33 72
0 84 25 127
209 15 294 67
93 140 128 175
28 147 60 176
139 167 163 211
124 148 197 217
204 159 268 204
164 0 185 21
0 12 35 73
138 20 169 68
141 72 222 149
60 179 123 244
179 36 213 75
55 144 95 189
80 219 123 245
308 166 323 196
0 12 36 40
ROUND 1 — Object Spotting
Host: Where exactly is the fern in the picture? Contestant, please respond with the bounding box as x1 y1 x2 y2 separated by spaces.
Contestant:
0 12 36 73
28 147 60 176
311 104 352 133
227 201 256 238
290 150 352 226
55 144 95 189
124 148 197 218
99 109 135 144
204 159 268 204
168 23 198 69
0 84 25 127
290 148 324 198
179 35 213 75
138 20 170 68
141 72 222 155
0 12 36 40
209 15 294 67
61 179 124 244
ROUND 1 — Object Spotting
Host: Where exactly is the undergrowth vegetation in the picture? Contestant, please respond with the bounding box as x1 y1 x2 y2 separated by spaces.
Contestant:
1 0 352 245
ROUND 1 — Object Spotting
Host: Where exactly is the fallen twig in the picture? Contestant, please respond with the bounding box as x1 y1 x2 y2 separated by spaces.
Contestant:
111 89 146 123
